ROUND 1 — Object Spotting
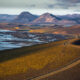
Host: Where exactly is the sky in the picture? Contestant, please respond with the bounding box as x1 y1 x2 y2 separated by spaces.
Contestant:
0 0 80 15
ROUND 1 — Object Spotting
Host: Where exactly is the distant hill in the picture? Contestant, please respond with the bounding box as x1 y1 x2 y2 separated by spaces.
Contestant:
0 12 80 25
13 12 38 23
57 14 80 24
0 14 17 23
32 13 61 24
32 13 78 25
57 14 80 20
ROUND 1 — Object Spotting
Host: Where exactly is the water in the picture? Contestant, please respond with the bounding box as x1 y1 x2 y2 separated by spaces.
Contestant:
0 30 32 50
0 30 61 51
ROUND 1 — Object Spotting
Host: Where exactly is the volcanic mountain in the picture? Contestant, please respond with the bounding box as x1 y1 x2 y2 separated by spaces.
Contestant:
32 13 61 24
13 12 38 23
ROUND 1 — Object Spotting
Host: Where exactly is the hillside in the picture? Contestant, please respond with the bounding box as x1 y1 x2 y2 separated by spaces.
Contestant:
0 39 80 80
0 14 17 23
32 13 61 24
12 12 79 25
53 25 80 35
40 61 80 80
13 12 38 23
29 25 80 35
57 14 80 24
58 20 77 25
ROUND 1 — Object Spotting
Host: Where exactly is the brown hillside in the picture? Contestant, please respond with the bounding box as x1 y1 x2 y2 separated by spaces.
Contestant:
0 39 80 80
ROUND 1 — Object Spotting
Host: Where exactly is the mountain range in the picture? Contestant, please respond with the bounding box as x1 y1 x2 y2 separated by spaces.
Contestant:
13 12 38 23
0 14 17 23
32 13 61 24
0 11 80 25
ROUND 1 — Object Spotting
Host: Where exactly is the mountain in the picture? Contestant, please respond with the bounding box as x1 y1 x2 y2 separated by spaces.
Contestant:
32 13 61 24
57 14 80 24
0 14 17 23
57 14 80 20
32 13 78 25
0 12 80 25
13 12 38 23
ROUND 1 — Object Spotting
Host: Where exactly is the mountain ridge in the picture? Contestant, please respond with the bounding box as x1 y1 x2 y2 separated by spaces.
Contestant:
32 13 61 24
0 11 80 25
13 12 38 23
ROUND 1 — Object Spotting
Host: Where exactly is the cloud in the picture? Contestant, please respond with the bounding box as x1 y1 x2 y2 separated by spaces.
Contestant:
0 0 80 14
49 0 80 12
0 0 57 8
57 0 80 8
60 0 80 3
47 4 54 8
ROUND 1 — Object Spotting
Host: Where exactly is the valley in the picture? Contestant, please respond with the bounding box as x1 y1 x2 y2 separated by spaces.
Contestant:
0 11 80 80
